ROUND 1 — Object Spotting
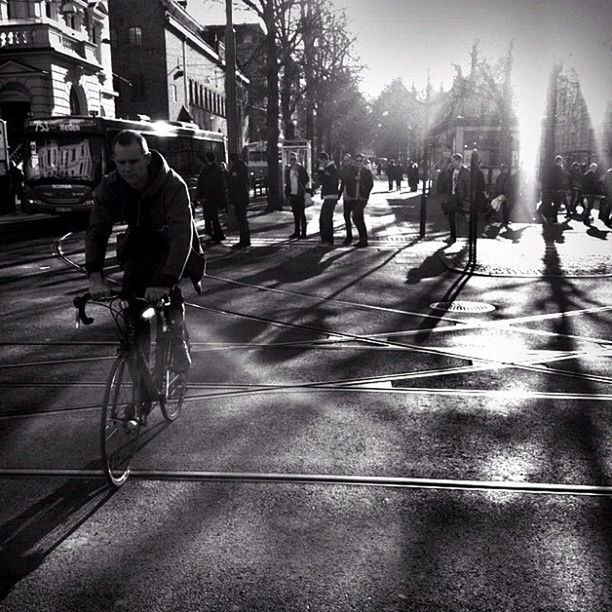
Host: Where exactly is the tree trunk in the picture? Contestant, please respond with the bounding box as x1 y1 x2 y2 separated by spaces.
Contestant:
264 0 282 211
280 58 297 140
302 0 315 152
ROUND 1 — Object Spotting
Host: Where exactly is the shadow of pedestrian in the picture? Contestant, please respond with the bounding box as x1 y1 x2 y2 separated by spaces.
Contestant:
586 226 609 240
542 221 571 244
0 472 111 599
498 225 528 243
405 247 448 284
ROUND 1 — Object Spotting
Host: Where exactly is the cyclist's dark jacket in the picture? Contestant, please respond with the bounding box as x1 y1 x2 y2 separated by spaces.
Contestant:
86 150 192 289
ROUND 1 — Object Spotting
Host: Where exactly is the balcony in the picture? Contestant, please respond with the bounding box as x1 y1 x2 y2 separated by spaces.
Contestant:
0 20 102 70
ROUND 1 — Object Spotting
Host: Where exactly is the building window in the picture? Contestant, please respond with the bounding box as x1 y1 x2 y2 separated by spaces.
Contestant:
189 80 194 105
128 26 142 47
170 84 178 103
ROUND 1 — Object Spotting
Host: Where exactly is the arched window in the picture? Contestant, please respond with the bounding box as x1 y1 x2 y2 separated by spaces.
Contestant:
69 86 81 115
128 26 142 47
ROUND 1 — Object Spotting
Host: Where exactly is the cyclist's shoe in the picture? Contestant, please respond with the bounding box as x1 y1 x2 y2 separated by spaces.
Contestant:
172 339 192 373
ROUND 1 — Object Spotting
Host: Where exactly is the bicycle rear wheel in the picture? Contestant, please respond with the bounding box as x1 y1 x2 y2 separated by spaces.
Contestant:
158 333 187 422
100 355 142 487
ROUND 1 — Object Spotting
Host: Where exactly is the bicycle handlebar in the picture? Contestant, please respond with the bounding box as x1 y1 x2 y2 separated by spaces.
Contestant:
73 292 96 326
73 291 170 327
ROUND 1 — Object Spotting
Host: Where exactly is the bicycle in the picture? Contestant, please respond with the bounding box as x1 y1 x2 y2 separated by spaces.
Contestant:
74 291 188 487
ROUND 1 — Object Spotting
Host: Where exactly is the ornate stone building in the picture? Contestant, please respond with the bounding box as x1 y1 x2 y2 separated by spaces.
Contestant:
553 66 604 166
0 0 115 150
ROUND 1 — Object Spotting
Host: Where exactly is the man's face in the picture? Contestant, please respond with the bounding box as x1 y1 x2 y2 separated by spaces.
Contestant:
451 157 461 170
590 163 598 173
290 155 298 166
355 156 365 166
114 141 151 191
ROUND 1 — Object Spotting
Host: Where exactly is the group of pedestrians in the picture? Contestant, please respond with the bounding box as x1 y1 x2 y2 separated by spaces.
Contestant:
437 150 612 243
385 159 419 192
194 151 251 249
281 151 374 248
541 156 611 226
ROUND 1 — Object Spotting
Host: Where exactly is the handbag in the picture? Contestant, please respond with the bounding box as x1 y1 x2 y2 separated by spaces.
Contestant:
490 195 506 212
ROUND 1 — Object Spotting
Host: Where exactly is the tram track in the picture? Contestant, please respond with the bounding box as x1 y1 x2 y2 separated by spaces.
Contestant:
2 230 611 413
2 467 612 498
3 380 612 422
3 230 612 505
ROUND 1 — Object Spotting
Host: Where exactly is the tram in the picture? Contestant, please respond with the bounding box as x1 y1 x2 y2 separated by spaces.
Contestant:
21 115 226 215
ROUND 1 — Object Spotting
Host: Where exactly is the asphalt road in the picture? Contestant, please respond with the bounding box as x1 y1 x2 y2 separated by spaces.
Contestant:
1 183 612 611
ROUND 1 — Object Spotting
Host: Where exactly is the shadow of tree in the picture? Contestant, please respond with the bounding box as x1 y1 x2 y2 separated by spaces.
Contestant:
0 474 111 600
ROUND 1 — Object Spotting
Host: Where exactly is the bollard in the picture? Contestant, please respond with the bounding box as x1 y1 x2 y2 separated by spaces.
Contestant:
419 181 428 238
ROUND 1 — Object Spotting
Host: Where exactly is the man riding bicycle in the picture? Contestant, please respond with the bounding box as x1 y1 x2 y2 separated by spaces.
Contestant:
85 129 192 373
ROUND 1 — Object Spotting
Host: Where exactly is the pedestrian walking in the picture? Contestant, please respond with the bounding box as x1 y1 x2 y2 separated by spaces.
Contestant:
444 153 470 243
227 152 251 249
581 162 605 225
491 163 511 225
344 153 373 247
408 162 419 192
387 159 401 191
195 151 227 243
284 152 310 239
567 161 582 219
470 152 488 238
540 155 567 224
317 151 340 245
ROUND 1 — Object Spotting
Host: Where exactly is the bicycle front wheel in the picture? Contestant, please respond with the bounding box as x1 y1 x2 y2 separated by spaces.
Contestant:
158 335 187 422
100 355 142 487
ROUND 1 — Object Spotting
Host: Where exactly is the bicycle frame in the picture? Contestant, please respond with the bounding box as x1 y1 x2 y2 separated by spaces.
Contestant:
74 290 187 487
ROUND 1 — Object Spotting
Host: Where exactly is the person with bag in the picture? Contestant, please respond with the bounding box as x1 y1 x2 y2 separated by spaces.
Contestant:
284 152 310 239
85 129 196 374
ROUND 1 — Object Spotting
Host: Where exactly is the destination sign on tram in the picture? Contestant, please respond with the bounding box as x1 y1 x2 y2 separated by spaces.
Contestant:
32 119 95 133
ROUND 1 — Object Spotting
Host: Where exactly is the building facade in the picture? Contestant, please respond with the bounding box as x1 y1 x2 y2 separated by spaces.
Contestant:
553 66 602 167
109 0 248 141
0 0 115 151
429 64 519 179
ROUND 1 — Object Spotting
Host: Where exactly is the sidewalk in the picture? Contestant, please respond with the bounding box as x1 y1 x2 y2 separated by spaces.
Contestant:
234 187 612 279
440 220 612 278
3 188 611 278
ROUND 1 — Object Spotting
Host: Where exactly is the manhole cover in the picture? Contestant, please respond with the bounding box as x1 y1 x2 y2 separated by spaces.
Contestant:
429 300 496 313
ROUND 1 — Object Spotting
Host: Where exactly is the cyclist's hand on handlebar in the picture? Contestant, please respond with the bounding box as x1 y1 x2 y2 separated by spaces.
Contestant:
88 272 110 299
144 286 170 302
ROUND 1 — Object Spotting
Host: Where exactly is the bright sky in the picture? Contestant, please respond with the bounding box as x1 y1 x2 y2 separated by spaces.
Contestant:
191 0 611 120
